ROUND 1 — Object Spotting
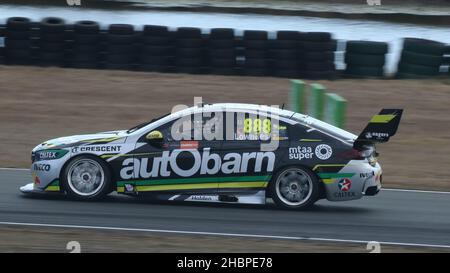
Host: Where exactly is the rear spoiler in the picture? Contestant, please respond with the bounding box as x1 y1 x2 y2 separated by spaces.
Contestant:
353 109 403 149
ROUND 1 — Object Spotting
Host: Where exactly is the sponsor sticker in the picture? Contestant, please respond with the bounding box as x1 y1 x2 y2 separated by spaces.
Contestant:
34 164 50 172
288 146 313 160
334 178 356 198
289 144 333 161
36 149 69 161
124 184 135 193
315 144 333 160
72 145 121 153
360 171 375 179
180 141 199 150
338 178 352 192
190 195 214 201
120 149 275 180
365 132 389 140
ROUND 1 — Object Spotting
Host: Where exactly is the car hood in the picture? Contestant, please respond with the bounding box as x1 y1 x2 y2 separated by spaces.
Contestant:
33 130 128 152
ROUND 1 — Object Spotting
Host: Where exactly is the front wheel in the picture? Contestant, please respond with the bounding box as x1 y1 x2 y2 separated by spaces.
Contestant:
270 166 320 210
62 155 111 201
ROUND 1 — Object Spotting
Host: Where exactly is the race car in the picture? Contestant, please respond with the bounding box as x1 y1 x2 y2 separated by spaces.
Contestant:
20 103 403 210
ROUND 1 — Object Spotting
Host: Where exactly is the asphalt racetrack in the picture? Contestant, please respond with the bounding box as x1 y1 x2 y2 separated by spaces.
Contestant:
1 169 449 249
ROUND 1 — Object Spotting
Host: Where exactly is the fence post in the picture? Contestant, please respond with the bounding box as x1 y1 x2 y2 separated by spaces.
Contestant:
289 80 305 113
324 93 347 128
308 83 325 120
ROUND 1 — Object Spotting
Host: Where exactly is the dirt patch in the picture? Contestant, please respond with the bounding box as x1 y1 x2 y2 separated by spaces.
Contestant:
0 65 449 191
0 225 447 253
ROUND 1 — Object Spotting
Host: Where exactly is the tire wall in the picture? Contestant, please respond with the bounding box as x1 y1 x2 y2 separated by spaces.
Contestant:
344 40 388 79
0 17 448 79
396 38 448 78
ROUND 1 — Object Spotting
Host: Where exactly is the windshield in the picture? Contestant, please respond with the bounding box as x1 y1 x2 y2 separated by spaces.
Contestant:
126 113 170 134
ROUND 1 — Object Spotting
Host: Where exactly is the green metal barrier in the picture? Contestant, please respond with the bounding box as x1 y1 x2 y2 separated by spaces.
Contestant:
289 80 347 128
308 83 325 120
289 80 305 113
324 93 347 129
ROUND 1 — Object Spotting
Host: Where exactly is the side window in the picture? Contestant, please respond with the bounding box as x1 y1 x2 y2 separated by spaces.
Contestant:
289 123 323 141
150 120 177 142
230 112 289 142
160 112 224 142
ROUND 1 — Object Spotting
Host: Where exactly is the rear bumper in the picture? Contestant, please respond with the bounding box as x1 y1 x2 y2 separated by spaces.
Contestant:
364 183 381 196
324 160 382 201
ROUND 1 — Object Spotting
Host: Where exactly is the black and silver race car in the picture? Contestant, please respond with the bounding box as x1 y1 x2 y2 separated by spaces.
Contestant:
20 103 402 209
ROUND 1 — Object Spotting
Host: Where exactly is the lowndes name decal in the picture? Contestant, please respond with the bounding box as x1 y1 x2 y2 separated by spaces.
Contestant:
288 144 333 161
120 149 275 179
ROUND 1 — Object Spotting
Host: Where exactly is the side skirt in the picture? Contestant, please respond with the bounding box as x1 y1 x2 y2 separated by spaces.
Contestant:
120 190 267 205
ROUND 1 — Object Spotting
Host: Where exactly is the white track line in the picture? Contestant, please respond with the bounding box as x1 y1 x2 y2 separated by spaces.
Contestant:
0 167 29 171
382 188 450 194
0 221 449 249
1 167 450 194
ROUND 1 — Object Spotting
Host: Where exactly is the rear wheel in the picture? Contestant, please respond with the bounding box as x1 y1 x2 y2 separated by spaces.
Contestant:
270 167 319 210
62 155 111 200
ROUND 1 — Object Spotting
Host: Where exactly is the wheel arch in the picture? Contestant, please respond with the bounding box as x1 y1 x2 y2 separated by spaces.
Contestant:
59 153 116 193
267 163 325 198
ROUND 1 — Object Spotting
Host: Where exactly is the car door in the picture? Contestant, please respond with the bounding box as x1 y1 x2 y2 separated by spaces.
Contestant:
123 111 223 195
217 110 290 195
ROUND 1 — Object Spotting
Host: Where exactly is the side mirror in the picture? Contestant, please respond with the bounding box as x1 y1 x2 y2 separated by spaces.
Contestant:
146 130 164 147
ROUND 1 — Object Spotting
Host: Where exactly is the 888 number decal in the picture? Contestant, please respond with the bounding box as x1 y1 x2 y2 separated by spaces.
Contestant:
243 118 271 134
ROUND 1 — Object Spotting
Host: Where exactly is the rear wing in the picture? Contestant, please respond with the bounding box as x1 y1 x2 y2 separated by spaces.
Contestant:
353 109 403 149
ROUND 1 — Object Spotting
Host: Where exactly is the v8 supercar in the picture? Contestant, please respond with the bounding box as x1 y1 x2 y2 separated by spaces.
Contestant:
20 103 403 210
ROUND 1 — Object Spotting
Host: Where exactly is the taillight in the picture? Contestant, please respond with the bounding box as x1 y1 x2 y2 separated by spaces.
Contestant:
349 145 378 166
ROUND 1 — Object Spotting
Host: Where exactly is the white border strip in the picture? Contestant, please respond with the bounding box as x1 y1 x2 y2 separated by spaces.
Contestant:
0 221 449 249
1 167 450 194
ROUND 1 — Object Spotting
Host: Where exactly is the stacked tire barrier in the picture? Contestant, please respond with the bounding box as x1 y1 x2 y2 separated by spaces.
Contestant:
0 27 4 64
139 25 173 72
5 17 34 65
105 24 136 70
175 27 205 74
397 38 446 78
69 20 101 69
3 16 450 80
208 28 237 75
344 41 388 78
243 30 269 76
39 17 67 67
269 31 301 78
301 32 337 80
444 45 450 75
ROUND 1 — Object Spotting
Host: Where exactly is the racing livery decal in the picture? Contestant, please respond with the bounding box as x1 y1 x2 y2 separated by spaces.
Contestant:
20 104 402 210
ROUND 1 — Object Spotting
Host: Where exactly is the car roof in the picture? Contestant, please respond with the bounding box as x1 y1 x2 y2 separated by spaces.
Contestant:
133 103 356 142
193 103 301 119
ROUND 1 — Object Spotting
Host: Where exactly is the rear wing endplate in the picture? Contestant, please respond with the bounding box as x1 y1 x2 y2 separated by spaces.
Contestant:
353 109 403 149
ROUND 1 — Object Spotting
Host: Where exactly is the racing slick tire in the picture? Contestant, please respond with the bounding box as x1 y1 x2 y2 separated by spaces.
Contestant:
270 166 320 210
345 41 388 55
74 20 100 34
61 155 112 201
40 17 66 33
143 25 169 36
210 28 234 39
6 17 31 31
